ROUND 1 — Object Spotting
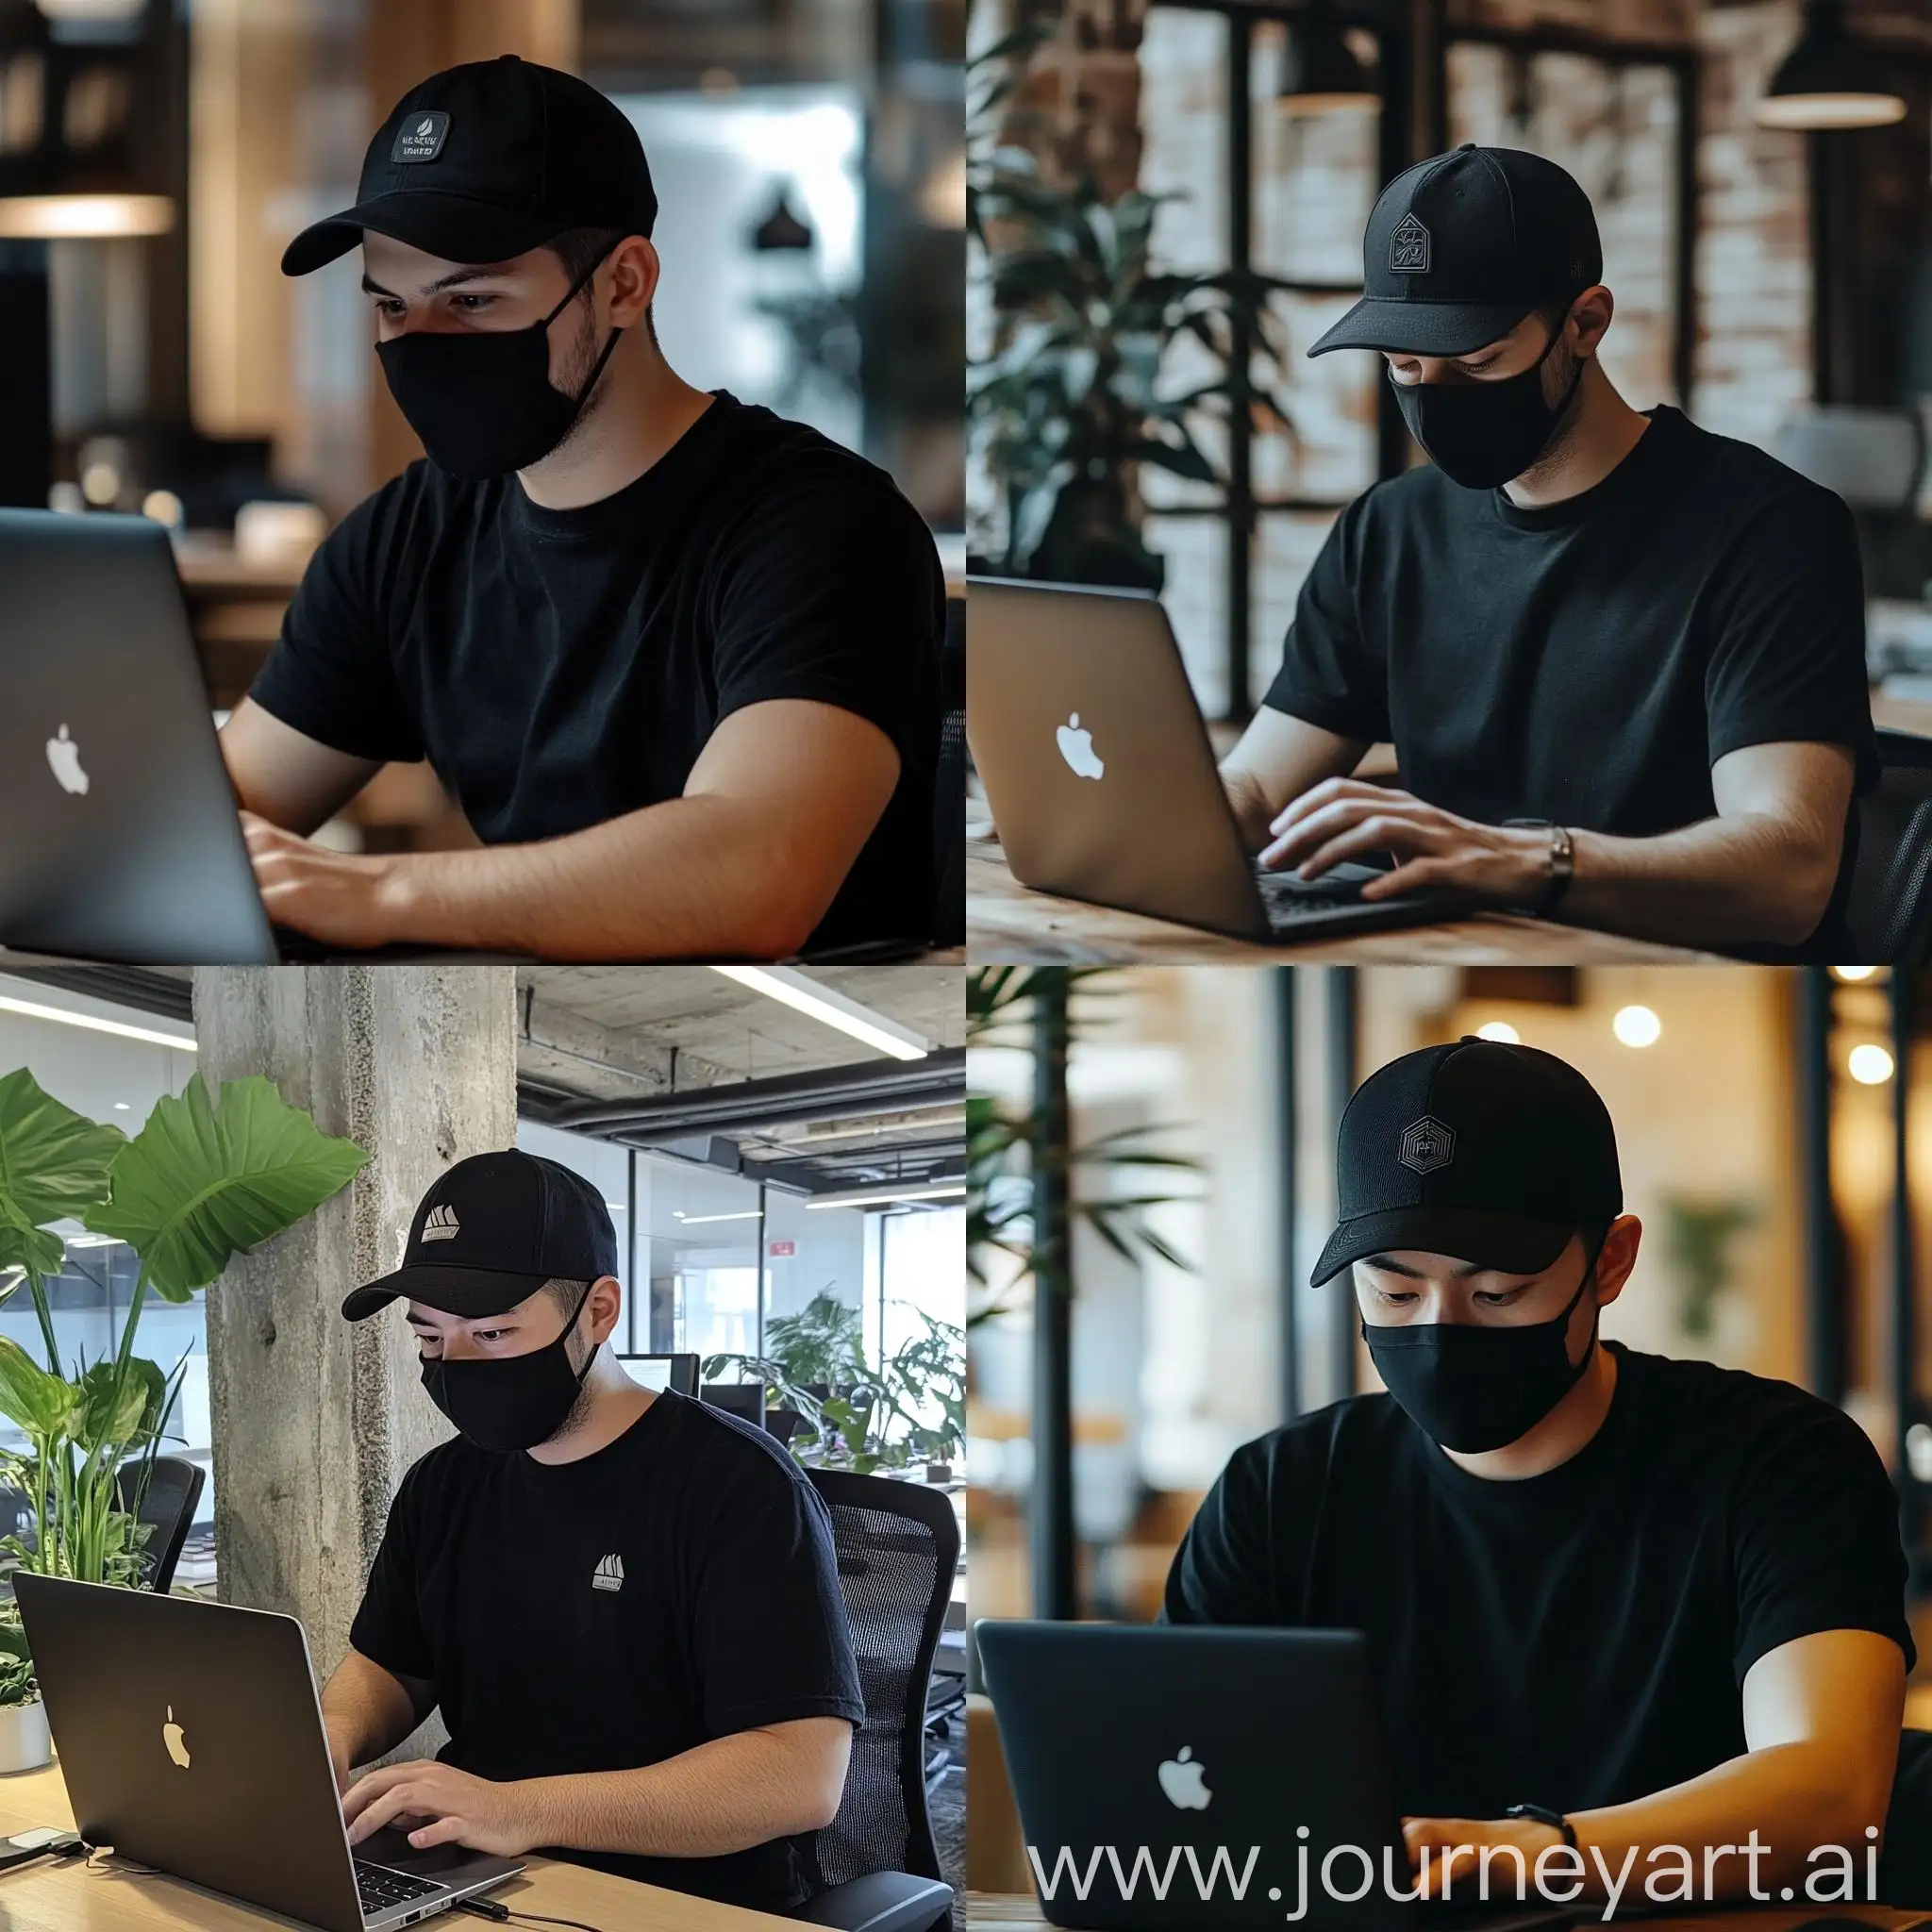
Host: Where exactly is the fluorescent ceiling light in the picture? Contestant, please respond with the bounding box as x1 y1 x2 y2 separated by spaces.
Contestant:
0 992 195 1052
62 1232 124 1249
673 1209 761 1224
0 193 175 239
806 1183 966 1211
710 966 930 1060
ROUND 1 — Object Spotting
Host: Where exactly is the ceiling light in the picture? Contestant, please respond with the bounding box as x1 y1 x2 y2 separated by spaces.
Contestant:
1612 1005 1661 1049
1849 1042 1895 1085
112 1101 130 1110
0 991 194 1052
0 193 175 239
672 1209 761 1225
806 1183 966 1211
1277 20 1378 115
710 966 930 1060
62 1232 123 1249
1757 0 1906 129
1832 964 1879 982
1474 1021 1521 1044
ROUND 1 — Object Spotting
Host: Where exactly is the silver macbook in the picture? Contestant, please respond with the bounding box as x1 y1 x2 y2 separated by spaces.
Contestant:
967 577 1472 941
15 1573 521 1932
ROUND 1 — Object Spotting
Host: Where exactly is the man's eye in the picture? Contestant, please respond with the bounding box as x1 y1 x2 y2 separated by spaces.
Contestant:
1474 1288 1526 1306
1377 1290 1418 1305
450 293 497 312
475 1327 508 1341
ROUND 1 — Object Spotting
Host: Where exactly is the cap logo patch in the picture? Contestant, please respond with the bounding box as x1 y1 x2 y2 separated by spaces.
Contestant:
393 110 449 165
1390 212 1431 274
1398 1116 1455 1174
421 1203 461 1241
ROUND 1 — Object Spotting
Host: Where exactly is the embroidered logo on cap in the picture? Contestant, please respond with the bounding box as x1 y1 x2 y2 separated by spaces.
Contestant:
1390 212 1431 274
420 1203 461 1241
1398 1117 1455 1174
393 111 450 165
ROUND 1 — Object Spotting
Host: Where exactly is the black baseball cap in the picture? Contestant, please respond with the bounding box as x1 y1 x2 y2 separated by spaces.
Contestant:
1307 144 1602 358
1310 1038 1622 1286
341 1150 621 1322
282 56 657 277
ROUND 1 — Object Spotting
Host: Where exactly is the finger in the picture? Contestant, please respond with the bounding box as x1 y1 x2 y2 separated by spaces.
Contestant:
341 1762 415 1821
1267 780 1409 838
1295 816 1439 881
1358 857 1446 902
1260 798 1403 871
408 1816 471 1850
345 1781 425 1842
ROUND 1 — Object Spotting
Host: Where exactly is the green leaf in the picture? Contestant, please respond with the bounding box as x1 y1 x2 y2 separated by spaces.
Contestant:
90 1074 368 1301
0 1339 74 1439
74 1357 162 1456
0 1068 124 1280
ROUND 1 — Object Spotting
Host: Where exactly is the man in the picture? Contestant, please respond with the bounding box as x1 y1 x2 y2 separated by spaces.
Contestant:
223 57 941 959
1166 1038 1916 1905
1221 144 1874 959
321 1149 863 1910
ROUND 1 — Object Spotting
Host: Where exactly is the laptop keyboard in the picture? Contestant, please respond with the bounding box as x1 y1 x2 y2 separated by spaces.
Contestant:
355 1859 442 1915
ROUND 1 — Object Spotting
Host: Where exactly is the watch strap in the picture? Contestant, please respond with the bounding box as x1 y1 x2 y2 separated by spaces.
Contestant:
1504 1803 1577 1849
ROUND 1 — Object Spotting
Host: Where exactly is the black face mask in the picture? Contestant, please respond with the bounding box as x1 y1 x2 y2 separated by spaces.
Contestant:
1361 1260 1598 1454
419 1279 598 1453
1390 318 1585 491
375 251 623 480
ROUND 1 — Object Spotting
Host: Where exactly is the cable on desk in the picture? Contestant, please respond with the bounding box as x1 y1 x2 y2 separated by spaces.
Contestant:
461 1899 608 1932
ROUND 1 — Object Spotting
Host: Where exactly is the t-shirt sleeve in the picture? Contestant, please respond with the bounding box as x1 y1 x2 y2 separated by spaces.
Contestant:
247 483 425 765
1259 496 1390 742
1704 484 1875 790
348 1457 435 1682
1160 1439 1279 1625
707 461 940 767
689 1457 865 1737
1729 1397 1917 1681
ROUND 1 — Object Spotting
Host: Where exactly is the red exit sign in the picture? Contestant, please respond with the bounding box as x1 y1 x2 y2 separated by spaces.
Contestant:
768 1240 797 1257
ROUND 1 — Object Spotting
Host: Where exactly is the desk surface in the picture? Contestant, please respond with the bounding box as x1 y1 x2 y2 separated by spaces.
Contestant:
967 833 1724 966
0 1758 797 1932
967 1893 1924 1932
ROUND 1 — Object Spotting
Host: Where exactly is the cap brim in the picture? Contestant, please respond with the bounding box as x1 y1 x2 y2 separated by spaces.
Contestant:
341 1263 558 1323
281 191 571 277
1307 296 1536 358
1310 1206 1575 1287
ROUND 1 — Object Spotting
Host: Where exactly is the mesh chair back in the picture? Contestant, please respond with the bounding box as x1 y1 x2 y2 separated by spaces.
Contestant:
115 1454 205 1593
807 1470 960 1887
933 598 966 947
1848 732 1932 963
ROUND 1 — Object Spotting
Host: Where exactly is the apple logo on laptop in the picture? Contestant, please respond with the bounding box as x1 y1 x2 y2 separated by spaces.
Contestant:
1056 712 1105 781
162 1705 191 1770
45 724 89 796
1158 1745 1210 1810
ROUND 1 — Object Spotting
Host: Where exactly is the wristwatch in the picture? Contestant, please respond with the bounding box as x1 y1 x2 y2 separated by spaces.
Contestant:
1504 1803 1577 1850
1503 818 1575 918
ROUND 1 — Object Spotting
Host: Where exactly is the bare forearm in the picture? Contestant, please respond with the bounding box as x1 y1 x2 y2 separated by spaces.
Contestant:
505 1727 847 1860
1560 812 1839 951
377 795 831 960
320 1652 425 1773
1568 1738 1895 1904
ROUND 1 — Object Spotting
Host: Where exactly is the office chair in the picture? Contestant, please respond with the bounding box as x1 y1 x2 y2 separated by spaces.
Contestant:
702 1381 767 1430
114 1455 206 1593
1846 731 1932 963
1879 1727 1932 1905
792 1469 959 1932
767 1407 808 1450
932 597 965 948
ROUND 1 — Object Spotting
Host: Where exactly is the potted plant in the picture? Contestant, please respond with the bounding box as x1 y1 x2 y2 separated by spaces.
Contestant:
0 1601 42 1776
0 1065 367 1769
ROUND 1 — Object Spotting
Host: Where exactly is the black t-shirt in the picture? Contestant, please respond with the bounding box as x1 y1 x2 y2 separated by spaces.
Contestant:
1163 1343 1914 1820
349 1391 864 1911
250 392 943 952
1262 408 1874 958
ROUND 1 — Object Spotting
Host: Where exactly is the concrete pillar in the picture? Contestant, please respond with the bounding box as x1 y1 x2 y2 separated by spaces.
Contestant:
192 967 518 1708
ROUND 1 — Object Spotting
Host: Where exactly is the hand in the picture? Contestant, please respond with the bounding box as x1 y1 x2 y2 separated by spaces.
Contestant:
341 1757 536 1858
241 813 411 950
1401 1816 1569 1902
1259 781 1551 907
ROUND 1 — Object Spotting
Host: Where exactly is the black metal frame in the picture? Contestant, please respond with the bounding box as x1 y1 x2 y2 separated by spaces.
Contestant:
1147 0 1699 720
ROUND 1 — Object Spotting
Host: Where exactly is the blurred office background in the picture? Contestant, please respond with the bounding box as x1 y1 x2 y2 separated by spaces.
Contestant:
966 965 1932 1740
967 0 1932 724
0 0 964 850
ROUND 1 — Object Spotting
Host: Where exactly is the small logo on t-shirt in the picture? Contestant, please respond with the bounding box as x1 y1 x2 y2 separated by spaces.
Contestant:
1398 1116 1455 1174
393 111 450 165
420 1203 461 1242
1390 211 1431 274
592 1553 625 1593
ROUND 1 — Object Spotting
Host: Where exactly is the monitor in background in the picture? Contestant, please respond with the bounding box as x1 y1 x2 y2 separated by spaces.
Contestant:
701 1381 767 1429
615 1352 700 1396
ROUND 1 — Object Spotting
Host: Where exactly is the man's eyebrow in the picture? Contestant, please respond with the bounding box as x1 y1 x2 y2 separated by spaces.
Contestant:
360 264 514 300
404 1309 438 1327
1360 1254 1494 1279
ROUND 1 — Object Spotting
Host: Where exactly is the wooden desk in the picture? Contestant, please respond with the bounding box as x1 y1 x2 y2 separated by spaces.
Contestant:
967 832 1724 966
0 1758 797 1932
968 1894 1925 1932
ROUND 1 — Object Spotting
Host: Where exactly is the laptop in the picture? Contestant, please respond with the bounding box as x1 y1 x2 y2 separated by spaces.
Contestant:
0 509 282 964
14 1573 522 1932
967 578 1475 942
975 1622 1573 1932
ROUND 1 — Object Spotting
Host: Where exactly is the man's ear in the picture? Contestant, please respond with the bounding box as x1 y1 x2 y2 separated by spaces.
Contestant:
1592 1213 1642 1307
1567 284 1614 358
605 235 658 332
585 1274 625 1347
